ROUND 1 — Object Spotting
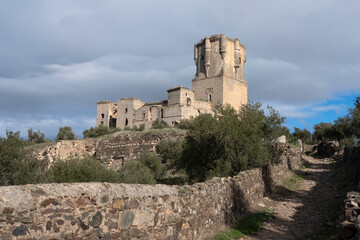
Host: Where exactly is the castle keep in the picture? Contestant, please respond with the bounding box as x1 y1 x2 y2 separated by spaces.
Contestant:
96 34 247 129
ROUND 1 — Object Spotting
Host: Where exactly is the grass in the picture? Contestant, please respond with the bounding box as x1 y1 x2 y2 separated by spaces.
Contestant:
24 141 53 150
211 210 275 240
282 172 304 191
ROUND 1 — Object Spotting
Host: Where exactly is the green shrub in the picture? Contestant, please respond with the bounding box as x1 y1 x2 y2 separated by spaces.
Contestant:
56 126 76 141
176 119 192 130
118 161 156 184
156 139 183 165
132 124 145 131
46 157 120 183
179 103 283 183
151 119 170 129
138 152 165 179
83 125 121 138
0 131 46 185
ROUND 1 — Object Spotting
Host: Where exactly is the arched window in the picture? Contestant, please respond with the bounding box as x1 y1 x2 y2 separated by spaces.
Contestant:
125 118 128 126
187 98 192 106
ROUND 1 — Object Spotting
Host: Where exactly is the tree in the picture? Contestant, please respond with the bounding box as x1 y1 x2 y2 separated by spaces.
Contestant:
56 126 76 141
156 139 183 166
293 127 311 144
350 97 360 138
313 122 333 142
28 128 46 143
179 103 281 183
263 106 286 141
0 131 46 185
331 116 353 146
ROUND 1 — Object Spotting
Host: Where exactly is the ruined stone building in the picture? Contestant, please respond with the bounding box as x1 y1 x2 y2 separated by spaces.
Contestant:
96 34 248 129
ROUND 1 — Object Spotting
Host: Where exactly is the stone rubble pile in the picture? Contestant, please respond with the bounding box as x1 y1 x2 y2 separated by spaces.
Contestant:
341 192 360 239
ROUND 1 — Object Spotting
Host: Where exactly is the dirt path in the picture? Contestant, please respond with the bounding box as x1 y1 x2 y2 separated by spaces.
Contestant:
243 155 340 240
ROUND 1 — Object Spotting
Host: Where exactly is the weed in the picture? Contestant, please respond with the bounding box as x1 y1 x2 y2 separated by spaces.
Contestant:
211 210 275 240
282 173 304 191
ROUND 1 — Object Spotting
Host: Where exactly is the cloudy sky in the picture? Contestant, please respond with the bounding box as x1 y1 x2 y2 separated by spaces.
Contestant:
0 0 359 139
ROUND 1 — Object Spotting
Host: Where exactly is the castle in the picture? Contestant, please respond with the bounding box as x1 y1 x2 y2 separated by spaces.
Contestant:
96 34 247 129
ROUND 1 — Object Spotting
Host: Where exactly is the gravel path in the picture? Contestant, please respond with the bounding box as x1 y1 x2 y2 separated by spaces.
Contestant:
243 155 338 240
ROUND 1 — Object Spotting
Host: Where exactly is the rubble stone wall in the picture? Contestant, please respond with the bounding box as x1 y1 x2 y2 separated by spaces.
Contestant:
1 144 303 239
27 130 186 170
343 146 360 183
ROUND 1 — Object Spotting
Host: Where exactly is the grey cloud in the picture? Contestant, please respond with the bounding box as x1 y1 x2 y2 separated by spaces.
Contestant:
0 0 360 137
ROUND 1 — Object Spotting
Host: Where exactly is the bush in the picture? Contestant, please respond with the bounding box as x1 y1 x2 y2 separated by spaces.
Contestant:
83 125 121 138
138 152 165 179
56 126 76 141
0 131 46 185
118 161 156 184
176 119 192 130
46 157 120 183
179 103 282 183
132 124 145 131
151 119 170 129
156 139 183 165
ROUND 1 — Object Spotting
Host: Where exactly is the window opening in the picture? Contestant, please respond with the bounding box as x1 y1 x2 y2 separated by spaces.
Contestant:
101 114 104 119
161 109 164 118
208 94 212 102
125 118 128 126
125 108 128 113
187 98 192 106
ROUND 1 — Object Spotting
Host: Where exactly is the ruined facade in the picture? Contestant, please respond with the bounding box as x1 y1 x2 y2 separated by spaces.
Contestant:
96 34 247 129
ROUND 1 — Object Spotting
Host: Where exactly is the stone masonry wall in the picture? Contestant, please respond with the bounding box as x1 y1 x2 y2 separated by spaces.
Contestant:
96 130 185 170
0 143 303 240
27 130 186 170
343 146 360 185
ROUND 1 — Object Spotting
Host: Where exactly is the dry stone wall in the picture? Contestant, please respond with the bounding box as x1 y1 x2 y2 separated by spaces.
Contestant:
0 143 303 240
96 130 185 169
27 130 185 170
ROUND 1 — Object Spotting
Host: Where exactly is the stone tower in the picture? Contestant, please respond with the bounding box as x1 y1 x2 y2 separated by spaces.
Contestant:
192 34 247 110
